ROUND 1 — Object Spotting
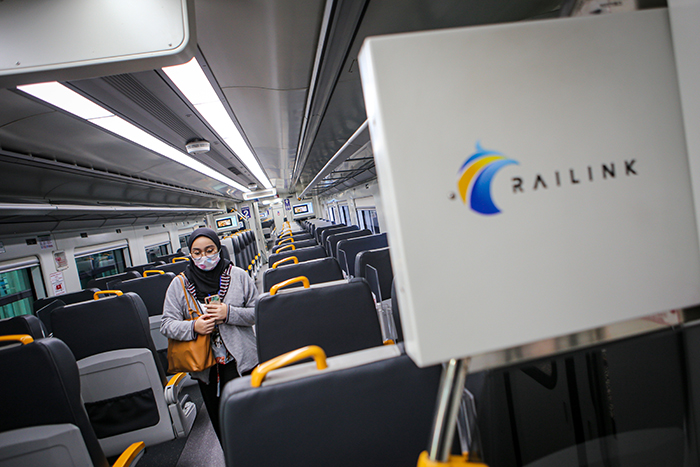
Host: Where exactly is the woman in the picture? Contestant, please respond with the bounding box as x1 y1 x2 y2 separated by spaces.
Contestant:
161 227 258 442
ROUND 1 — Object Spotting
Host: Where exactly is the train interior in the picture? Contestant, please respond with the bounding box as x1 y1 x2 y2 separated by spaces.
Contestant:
2 0 700 466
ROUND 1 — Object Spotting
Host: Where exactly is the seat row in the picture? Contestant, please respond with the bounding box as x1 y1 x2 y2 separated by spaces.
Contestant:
0 290 196 466
220 229 262 277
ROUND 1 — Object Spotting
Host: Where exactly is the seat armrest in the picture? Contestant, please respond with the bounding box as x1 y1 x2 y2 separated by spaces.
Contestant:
112 441 145 467
164 372 187 405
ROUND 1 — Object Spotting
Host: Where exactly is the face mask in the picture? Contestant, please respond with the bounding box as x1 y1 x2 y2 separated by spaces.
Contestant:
194 251 221 271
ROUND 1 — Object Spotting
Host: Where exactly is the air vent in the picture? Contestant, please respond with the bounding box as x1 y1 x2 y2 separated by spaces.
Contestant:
102 74 195 141
228 166 242 176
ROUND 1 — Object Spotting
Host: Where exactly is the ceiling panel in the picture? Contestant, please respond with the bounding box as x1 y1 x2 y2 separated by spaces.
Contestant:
195 0 326 192
295 0 563 192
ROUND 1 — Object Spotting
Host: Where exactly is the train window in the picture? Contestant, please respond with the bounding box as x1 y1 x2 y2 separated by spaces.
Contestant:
179 234 191 251
145 242 171 262
339 204 350 225
0 259 46 319
75 244 131 289
328 206 337 223
357 209 380 234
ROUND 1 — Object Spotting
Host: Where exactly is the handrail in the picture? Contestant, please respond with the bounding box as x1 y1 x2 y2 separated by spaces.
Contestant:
272 256 298 269
143 270 165 277
94 290 123 300
269 276 310 296
251 345 327 388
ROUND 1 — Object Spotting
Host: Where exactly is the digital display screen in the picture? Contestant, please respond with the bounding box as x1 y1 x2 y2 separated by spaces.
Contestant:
215 217 238 230
292 202 314 218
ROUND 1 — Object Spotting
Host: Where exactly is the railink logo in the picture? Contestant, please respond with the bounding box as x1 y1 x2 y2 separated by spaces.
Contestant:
458 142 518 215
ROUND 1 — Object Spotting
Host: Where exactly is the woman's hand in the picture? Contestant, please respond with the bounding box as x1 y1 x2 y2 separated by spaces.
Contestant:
204 302 228 324
194 314 217 335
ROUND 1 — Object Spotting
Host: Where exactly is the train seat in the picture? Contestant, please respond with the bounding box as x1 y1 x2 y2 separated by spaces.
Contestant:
32 288 100 313
327 229 372 259
336 233 388 277
355 247 393 301
311 222 345 245
125 261 165 275
256 277 383 363
0 314 46 340
275 232 313 244
267 245 327 269
271 238 317 254
314 223 345 244
319 225 358 253
109 272 177 371
50 292 195 457
355 247 395 342
0 336 144 467
87 271 141 290
153 259 190 276
262 257 344 293
219 344 441 467
36 300 67 336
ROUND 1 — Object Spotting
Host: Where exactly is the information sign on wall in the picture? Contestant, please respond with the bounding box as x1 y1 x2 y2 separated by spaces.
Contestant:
359 10 700 367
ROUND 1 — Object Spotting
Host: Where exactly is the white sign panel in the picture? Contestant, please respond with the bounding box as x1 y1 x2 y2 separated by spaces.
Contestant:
50 271 67 296
359 9 700 367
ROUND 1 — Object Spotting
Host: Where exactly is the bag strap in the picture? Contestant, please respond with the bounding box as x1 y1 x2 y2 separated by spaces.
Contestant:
178 273 200 320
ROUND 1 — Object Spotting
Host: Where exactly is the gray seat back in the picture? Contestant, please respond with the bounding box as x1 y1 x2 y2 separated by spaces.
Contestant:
337 233 388 276
256 278 383 362
87 271 140 290
268 245 327 268
355 247 393 301
272 239 317 254
154 260 190 275
320 225 358 253
0 315 46 340
125 261 165 275
50 292 166 385
109 273 176 317
328 229 372 259
33 288 99 313
0 338 110 467
262 257 344 293
220 346 441 467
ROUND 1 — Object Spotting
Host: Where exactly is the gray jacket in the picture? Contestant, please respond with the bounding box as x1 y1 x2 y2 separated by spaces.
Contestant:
160 264 259 383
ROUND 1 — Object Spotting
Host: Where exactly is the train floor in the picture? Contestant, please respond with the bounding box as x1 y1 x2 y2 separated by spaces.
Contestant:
118 384 225 467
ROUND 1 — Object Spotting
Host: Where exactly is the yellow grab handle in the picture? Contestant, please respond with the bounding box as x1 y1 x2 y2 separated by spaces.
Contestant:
416 451 488 467
251 345 327 388
280 231 293 238
270 276 310 295
167 372 187 387
112 441 146 467
277 237 294 245
272 256 299 269
275 244 296 253
143 270 165 277
0 334 34 345
94 290 123 300
383 339 395 345
172 257 190 263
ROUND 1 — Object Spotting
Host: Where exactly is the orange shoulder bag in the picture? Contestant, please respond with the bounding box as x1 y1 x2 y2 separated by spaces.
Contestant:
166 274 216 373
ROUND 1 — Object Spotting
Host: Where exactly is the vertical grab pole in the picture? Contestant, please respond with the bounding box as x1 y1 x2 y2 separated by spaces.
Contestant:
428 357 471 462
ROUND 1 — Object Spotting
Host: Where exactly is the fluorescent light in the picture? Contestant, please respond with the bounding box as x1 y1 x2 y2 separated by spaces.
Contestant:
242 188 277 201
163 58 273 189
17 82 248 193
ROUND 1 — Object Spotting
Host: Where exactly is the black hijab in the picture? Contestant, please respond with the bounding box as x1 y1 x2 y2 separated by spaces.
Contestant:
184 228 231 300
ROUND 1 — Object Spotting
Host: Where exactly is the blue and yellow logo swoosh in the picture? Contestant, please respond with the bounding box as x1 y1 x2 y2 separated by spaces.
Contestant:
458 142 518 215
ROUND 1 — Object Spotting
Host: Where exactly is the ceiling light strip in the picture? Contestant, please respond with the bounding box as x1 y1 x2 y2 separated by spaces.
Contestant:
162 58 272 189
16 82 248 193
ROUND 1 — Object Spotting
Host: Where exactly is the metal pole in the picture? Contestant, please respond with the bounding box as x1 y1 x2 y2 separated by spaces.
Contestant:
427 357 471 462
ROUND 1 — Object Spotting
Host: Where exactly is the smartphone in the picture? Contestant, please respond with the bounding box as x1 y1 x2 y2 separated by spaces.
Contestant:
205 295 220 305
